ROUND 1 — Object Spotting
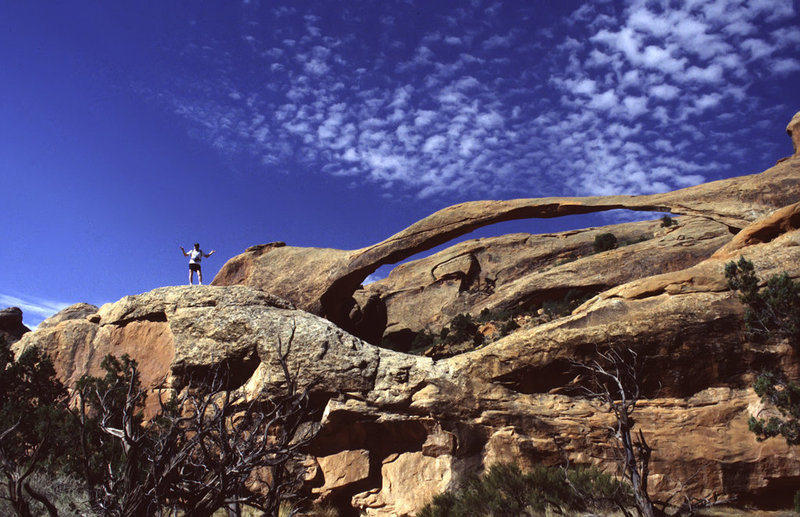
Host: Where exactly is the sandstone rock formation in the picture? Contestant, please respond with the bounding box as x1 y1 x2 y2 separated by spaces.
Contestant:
13 114 800 515
17 202 800 515
37 302 99 329
213 157 800 346
787 110 800 157
366 216 732 348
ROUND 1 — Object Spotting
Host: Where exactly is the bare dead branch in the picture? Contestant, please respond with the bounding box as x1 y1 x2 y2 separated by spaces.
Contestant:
74 321 319 516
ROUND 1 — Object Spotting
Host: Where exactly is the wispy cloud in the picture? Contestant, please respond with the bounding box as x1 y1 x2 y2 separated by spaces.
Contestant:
143 0 799 201
0 293 71 329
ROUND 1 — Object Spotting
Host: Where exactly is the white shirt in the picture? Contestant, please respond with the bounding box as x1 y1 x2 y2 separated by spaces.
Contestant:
189 249 203 264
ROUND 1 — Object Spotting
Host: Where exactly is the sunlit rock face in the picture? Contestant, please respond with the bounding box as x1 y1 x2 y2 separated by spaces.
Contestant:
14 113 800 515
787 110 800 156
213 147 800 346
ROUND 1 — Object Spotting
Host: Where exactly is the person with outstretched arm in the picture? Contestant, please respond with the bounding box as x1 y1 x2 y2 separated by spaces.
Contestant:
180 243 215 285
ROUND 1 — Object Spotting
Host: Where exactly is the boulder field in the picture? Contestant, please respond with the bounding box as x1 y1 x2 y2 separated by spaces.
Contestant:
10 113 800 515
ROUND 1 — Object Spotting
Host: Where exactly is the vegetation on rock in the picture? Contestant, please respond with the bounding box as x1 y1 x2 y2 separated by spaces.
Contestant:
724 256 800 344
0 343 73 517
593 232 618 253
408 313 484 357
405 288 601 358
726 257 800 509
416 462 629 517
1 333 318 516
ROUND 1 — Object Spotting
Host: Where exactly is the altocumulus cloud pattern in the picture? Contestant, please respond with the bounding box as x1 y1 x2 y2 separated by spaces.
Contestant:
147 0 800 200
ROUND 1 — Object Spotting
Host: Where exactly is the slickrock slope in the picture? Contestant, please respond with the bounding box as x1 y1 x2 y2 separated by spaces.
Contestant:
213 158 800 345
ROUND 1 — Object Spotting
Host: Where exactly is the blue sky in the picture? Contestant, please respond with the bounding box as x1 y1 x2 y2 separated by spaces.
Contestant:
2 0 798 328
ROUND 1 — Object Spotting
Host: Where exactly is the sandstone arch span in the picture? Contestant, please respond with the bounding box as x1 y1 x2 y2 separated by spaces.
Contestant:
212 157 800 342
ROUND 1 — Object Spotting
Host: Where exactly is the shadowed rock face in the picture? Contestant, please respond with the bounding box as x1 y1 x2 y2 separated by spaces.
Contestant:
213 158 800 344
0 307 30 348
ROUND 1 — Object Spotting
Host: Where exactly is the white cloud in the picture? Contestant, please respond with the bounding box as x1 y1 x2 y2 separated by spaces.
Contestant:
623 96 648 118
588 89 619 111
482 34 512 49
682 64 724 83
157 0 799 203
741 38 776 60
773 58 800 74
649 83 680 100
573 78 598 95
476 111 503 128
423 134 447 153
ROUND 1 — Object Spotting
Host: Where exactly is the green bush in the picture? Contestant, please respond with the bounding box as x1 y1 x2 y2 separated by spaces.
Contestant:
446 314 482 346
499 319 520 336
410 330 436 354
725 256 800 344
0 343 78 515
417 463 629 517
726 256 800 491
593 233 617 253
660 215 676 227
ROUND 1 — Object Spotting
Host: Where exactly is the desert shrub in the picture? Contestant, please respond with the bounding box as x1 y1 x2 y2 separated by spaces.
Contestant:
304 502 341 516
410 330 436 354
72 351 317 516
725 256 800 344
618 234 652 247
0 343 77 516
543 289 592 318
593 232 617 253
499 319 520 336
417 463 628 517
748 372 800 445
0 472 91 516
660 215 676 227
477 307 521 324
445 314 482 346
477 308 493 322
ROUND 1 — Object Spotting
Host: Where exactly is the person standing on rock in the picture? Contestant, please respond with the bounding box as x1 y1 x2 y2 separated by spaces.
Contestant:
181 243 215 285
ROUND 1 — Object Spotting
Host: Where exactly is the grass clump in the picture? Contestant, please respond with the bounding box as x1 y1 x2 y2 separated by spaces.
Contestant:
417 463 629 517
